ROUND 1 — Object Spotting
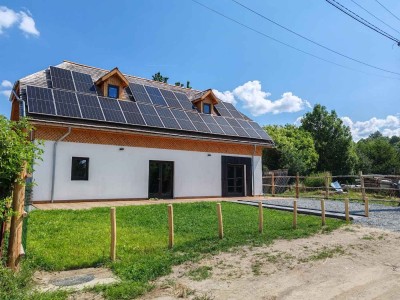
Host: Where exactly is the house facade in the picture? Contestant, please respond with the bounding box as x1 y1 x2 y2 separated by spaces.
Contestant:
9 61 274 203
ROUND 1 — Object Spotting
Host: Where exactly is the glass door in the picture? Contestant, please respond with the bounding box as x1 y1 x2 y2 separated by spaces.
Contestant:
227 164 244 196
148 161 174 199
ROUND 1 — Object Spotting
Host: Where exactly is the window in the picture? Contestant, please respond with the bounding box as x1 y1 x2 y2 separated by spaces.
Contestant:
203 103 211 114
107 84 119 99
71 157 89 181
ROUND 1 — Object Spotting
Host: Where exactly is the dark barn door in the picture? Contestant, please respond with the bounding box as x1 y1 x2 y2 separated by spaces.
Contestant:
222 156 252 197
149 161 174 199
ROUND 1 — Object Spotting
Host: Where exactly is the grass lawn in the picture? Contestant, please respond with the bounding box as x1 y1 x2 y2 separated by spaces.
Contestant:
21 201 343 299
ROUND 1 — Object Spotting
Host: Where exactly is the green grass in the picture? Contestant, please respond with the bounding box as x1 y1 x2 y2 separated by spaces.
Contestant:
187 266 212 281
23 202 343 299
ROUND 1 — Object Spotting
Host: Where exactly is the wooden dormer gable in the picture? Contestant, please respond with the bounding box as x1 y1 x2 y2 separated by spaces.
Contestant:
192 89 220 114
95 68 129 99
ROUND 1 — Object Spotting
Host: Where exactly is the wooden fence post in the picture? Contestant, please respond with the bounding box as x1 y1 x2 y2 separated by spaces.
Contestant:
271 172 275 196
110 207 116 262
359 171 366 200
295 172 300 199
168 204 174 248
293 200 297 229
217 203 224 239
321 199 326 226
364 197 369 217
325 172 329 200
345 198 350 223
6 163 27 271
258 201 263 234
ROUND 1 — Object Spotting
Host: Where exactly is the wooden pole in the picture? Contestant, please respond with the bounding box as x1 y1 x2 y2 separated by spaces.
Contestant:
359 171 366 202
271 172 275 196
168 204 174 248
110 207 116 262
364 197 369 217
258 201 263 234
325 172 329 200
321 199 326 226
293 200 297 229
6 163 27 271
217 203 224 239
345 198 350 223
295 172 300 199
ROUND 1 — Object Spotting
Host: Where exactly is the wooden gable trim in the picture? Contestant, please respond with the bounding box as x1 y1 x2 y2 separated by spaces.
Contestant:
192 89 219 105
95 68 129 88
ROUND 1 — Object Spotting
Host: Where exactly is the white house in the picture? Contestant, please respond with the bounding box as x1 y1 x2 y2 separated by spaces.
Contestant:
9 61 274 203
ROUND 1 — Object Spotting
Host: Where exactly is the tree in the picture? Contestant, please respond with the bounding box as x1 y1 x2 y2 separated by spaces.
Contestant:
356 132 400 174
152 72 169 83
263 125 318 175
0 116 43 258
300 104 356 175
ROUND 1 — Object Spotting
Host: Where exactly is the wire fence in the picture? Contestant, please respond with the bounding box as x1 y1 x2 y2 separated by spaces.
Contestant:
263 171 400 205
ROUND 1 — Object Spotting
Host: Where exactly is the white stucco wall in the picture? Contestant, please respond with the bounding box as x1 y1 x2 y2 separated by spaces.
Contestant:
32 141 263 202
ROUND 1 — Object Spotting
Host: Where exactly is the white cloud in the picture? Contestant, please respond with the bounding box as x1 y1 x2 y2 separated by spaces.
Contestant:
0 90 11 98
0 6 39 36
342 115 400 141
19 11 40 36
212 89 236 105
214 80 310 116
1 80 13 88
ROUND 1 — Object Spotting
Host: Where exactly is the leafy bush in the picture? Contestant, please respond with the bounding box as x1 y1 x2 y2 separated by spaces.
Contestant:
303 172 331 188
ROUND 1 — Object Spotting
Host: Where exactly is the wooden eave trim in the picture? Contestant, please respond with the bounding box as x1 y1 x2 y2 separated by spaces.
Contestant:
95 68 129 88
29 119 274 148
192 89 219 105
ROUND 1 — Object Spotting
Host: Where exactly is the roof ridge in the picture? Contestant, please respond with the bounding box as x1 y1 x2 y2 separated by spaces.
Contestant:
62 60 202 93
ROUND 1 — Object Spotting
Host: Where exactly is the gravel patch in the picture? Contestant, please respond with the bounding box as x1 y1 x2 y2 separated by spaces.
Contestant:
260 198 400 232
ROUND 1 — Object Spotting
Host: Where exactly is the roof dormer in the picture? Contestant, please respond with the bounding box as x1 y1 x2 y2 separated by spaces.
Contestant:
95 67 129 100
192 89 219 115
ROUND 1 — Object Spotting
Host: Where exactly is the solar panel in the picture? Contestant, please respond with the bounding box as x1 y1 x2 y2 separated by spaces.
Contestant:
76 94 104 121
249 121 271 140
214 116 237 136
160 89 182 109
72 71 96 94
154 107 181 130
137 103 164 128
171 109 190 121
186 112 211 133
228 109 244 119
225 118 250 137
119 101 146 126
200 115 225 135
53 90 81 118
129 83 152 104
176 119 197 131
26 86 56 115
214 102 233 118
144 86 167 106
50 66 75 91
173 92 194 111
236 119 261 138
98 97 126 123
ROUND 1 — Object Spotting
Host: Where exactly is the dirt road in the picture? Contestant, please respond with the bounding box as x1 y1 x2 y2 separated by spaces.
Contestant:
142 225 400 300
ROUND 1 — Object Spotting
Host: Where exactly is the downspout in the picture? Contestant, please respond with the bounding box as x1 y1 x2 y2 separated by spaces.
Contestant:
252 144 257 196
11 89 26 117
50 127 71 203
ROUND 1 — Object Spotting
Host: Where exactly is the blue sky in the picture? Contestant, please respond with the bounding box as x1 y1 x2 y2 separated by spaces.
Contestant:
1 0 399 140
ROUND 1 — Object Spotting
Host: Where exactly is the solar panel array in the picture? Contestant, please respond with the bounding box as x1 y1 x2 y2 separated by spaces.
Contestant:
26 66 272 142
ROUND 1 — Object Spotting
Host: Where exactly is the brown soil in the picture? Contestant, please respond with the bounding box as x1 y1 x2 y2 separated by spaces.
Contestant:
142 225 400 300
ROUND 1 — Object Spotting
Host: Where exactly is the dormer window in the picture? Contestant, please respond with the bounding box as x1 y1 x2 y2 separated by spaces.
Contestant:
108 85 119 99
95 67 129 100
203 103 211 114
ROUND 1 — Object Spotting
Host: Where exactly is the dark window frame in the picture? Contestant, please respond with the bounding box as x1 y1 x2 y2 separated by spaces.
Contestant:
71 157 89 181
203 103 212 114
107 84 119 99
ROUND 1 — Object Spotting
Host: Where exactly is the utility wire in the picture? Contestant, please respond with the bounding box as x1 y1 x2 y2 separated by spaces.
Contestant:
374 0 400 23
325 0 400 44
230 0 400 76
190 0 400 80
350 0 400 35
